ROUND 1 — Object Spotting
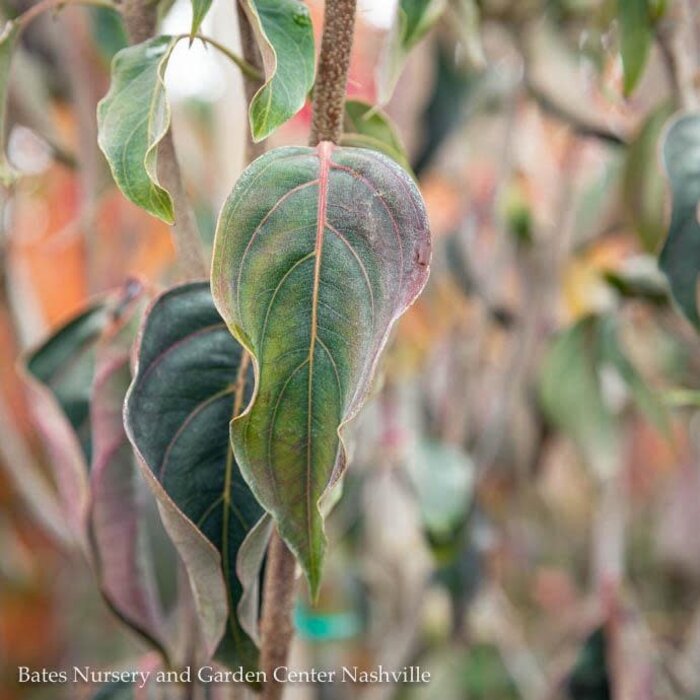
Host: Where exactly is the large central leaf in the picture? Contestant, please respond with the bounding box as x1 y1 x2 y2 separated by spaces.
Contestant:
124 282 266 670
211 142 431 595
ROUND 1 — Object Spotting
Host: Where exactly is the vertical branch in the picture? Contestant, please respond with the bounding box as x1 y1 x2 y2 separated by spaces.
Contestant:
309 0 357 145
122 0 208 281
259 2 358 698
259 530 297 700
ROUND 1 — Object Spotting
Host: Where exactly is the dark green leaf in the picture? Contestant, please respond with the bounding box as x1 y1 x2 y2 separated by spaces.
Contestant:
618 0 652 96
125 282 266 670
239 0 315 142
378 0 447 103
211 143 431 595
623 102 674 252
660 112 700 328
27 302 111 463
566 628 611 700
341 99 412 173
97 36 179 223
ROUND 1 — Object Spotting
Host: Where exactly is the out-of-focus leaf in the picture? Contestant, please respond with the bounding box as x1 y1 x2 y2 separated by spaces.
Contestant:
618 0 652 96
378 0 448 104
341 99 411 173
211 143 431 596
406 441 474 536
190 0 211 37
97 36 178 223
447 0 485 71
414 42 474 176
0 21 20 185
91 681 133 700
90 7 128 62
88 296 174 663
598 315 670 436
603 255 669 304
125 282 266 671
566 628 611 700
26 303 110 463
406 646 519 699
623 102 674 252
540 317 618 476
660 113 700 328
540 315 669 475
239 0 315 142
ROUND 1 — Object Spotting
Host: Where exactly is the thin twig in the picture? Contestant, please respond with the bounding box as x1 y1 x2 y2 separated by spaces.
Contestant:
189 33 262 82
310 0 357 145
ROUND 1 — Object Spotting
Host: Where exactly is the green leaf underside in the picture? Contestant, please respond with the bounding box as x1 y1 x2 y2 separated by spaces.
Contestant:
97 36 178 223
241 0 315 142
0 21 20 185
660 113 700 328
619 0 652 96
190 0 212 37
211 143 431 596
378 0 447 103
341 100 412 173
125 282 264 670
27 303 111 463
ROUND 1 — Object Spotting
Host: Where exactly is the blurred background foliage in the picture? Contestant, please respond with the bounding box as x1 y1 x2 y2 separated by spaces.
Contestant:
1 0 700 698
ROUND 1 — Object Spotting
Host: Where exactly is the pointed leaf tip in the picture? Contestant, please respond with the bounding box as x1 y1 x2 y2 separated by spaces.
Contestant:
211 144 431 593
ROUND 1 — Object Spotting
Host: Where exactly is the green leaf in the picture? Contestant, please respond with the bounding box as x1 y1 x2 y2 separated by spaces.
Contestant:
567 628 611 700
539 314 669 476
378 0 448 104
239 0 315 142
622 102 674 252
26 302 111 464
540 316 618 477
211 143 431 596
660 112 700 328
341 99 412 173
97 36 179 223
0 21 20 186
125 282 267 671
618 0 652 96
190 0 212 37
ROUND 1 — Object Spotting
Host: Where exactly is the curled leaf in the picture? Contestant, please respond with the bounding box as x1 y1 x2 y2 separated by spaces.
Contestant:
239 0 315 142
97 36 178 223
211 143 431 595
125 282 267 670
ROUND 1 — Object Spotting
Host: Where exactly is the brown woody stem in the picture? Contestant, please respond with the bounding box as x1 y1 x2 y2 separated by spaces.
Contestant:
259 530 297 700
310 0 357 145
122 0 208 281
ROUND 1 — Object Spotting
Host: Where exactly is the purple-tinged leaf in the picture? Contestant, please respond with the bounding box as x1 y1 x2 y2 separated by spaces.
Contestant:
211 142 431 595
